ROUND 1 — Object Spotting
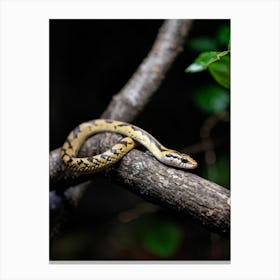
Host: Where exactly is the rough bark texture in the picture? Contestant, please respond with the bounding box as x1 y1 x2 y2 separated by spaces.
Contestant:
50 20 230 239
113 150 230 234
50 132 230 235
101 20 193 122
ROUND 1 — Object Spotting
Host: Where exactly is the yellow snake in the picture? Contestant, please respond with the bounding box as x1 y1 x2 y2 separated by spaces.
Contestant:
61 119 197 173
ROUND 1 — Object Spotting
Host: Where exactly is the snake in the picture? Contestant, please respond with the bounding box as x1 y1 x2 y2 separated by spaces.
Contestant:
61 119 198 173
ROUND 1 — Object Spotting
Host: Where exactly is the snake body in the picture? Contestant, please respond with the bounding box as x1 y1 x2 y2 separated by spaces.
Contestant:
61 119 197 173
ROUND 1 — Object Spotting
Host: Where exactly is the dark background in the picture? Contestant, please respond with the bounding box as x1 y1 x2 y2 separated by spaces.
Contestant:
50 19 230 260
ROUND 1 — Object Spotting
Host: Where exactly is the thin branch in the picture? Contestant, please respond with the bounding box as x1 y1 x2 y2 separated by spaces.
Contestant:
181 112 229 155
181 138 226 155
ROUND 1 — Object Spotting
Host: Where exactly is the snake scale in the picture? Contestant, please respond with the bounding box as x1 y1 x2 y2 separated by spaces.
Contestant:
61 119 197 173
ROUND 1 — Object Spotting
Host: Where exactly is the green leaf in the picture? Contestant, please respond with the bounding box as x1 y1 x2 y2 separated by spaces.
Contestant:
185 50 229 73
217 24 230 47
186 51 218 73
203 154 230 188
193 84 229 114
142 221 182 257
189 37 218 52
208 54 230 88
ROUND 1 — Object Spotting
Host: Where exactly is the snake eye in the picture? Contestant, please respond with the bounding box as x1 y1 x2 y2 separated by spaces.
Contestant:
181 158 187 163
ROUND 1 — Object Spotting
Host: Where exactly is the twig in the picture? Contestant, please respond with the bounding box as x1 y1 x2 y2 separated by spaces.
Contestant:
200 111 229 165
181 138 226 155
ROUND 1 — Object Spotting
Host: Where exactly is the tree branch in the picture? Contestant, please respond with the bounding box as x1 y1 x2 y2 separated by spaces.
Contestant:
112 149 230 234
101 19 193 122
51 133 230 234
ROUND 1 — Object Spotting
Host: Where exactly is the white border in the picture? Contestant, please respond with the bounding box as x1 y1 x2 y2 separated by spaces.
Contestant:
0 0 279 279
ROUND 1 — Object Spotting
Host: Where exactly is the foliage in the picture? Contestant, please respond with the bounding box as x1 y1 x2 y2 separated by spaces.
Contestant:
185 21 230 188
186 23 230 89
192 84 229 114
142 219 183 257
203 154 230 188
186 51 230 89
189 23 230 52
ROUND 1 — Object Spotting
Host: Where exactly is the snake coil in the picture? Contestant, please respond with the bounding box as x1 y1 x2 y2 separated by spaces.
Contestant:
61 119 197 173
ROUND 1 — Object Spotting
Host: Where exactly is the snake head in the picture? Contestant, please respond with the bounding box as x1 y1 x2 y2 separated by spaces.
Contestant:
161 150 198 170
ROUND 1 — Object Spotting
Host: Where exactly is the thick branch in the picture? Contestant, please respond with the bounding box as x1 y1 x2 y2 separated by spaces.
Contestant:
113 150 230 234
51 133 230 234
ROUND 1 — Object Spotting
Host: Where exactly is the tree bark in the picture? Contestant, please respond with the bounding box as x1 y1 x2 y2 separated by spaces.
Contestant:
101 19 193 122
51 132 230 234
